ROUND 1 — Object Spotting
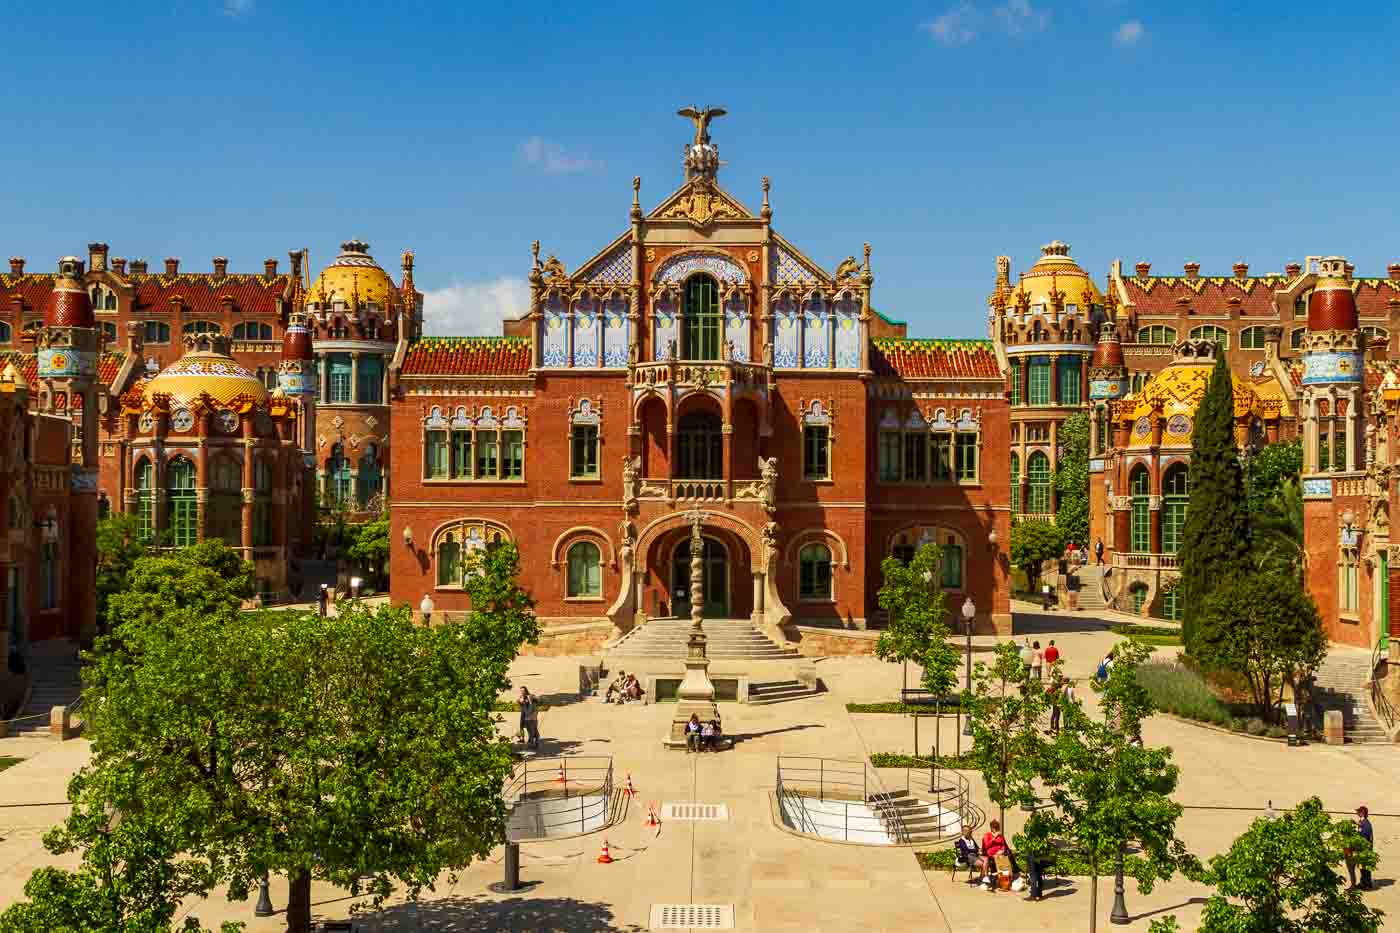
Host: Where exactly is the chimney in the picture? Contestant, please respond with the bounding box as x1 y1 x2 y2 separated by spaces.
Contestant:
111 257 127 274
212 257 228 276
164 257 179 275
130 259 148 274
1285 261 1302 278
1134 261 1151 278
289 249 303 281
1232 262 1249 279
1345 261 1355 279
88 243 109 272
1183 262 1201 279
264 258 278 276
8 257 23 275
1388 263 1400 282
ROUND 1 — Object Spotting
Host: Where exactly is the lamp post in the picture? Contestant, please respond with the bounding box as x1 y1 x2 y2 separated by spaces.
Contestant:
1110 845 1130 924
961 597 975 737
419 593 434 626
254 876 273 917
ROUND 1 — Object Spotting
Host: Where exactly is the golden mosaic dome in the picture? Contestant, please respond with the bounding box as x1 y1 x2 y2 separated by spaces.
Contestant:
1004 241 1104 312
306 239 398 310
1121 348 1287 448
142 336 268 409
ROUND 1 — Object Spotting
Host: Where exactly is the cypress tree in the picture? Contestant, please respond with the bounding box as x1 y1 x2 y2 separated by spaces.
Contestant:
1178 351 1249 652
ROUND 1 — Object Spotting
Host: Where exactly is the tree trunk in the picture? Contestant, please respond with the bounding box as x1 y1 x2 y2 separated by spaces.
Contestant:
1089 870 1099 933
287 870 312 933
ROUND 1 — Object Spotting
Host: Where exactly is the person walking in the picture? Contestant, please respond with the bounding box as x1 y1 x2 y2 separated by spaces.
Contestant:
1042 581 1055 612
1030 641 1044 681
1044 640 1060 667
1019 639 1034 678
1350 805 1375 890
317 584 328 619
1094 538 1105 565
518 686 540 751
1047 677 1062 734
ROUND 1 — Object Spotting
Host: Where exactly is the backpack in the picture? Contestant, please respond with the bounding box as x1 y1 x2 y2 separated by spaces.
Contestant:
1095 660 1108 681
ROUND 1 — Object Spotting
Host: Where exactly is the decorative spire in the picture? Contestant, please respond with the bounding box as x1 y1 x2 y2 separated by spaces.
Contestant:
677 105 726 182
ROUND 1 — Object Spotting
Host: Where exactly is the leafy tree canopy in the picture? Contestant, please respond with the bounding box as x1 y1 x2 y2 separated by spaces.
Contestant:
94 514 152 634
345 513 389 569
1052 411 1091 546
1010 520 1065 581
875 544 958 697
104 541 255 635
966 642 1054 831
1246 437 1303 518
1252 478 1305 580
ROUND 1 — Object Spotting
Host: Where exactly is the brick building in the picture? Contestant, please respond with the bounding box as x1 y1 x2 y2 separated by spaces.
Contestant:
390 113 1011 653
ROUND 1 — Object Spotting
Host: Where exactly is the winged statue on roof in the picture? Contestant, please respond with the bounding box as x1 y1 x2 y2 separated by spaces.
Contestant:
677 106 727 147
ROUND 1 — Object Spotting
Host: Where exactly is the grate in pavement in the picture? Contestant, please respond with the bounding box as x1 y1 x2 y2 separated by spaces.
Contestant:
649 904 734 929
660 802 729 821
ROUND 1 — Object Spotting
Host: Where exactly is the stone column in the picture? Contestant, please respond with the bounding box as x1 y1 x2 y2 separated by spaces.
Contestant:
666 511 719 747
351 352 361 404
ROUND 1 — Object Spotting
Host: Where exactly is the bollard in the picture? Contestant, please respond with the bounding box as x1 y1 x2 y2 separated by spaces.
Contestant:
489 841 522 893
50 705 71 740
254 877 274 917
1323 710 1345 746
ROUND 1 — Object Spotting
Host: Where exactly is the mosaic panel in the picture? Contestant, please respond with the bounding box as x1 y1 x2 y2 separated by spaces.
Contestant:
773 245 817 284
589 244 633 284
542 297 568 367
724 296 750 362
656 251 746 285
774 307 800 368
1302 351 1363 385
572 311 599 367
834 308 860 369
653 295 677 361
603 299 630 367
803 307 829 368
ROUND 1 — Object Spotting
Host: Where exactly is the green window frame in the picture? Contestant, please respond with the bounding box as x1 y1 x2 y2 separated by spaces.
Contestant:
1189 325 1229 348
328 443 353 505
1239 327 1267 350
477 431 499 479
1130 584 1148 614
326 354 353 403
503 430 524 479
1009 452 1020 514
451 430 472 478
941 543 963 590
803 426 830 481
142 321 171 344
566 541 602 597
1028 359 1051 405
1136 326 1177 346
1027 452 1051 513
357 355 384 405
1130 467 1151 553
135 459 154 541
425 430 449 479
167 458 197 549
878 431 901 483
1161 588 1181 621
1007 360 1022 405
956 432 978 481
1162 465 1189 554
437 534 461 587
682 274 722 360
931 434 953 481
677 413 723 479
571 424 600 478
798 543 833 600
1057 357 1082 405
903 432 928 482
356 445 381 507
1290 328 1306 352
182 320 221 335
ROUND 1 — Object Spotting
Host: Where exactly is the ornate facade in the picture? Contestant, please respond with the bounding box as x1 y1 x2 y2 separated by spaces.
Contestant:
390 112 1012 651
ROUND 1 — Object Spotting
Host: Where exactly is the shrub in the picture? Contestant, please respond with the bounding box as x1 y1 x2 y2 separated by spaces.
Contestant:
917 848 1151 879
871 751 978 769
845 700 967 714
1136 661 1232 727
1244 718 1268 736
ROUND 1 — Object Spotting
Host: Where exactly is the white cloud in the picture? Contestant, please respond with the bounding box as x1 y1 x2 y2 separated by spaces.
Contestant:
518 137 604 175
1113 19 1145 46
922 3 980 45
422 277 531 337
996 0 1050 35
222 0 254 17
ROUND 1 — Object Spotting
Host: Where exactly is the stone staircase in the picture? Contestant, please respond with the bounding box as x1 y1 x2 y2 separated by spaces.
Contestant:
748 679 821 705
1072 565 1109 611
870 789 963 844
1313 650 1390 744
10 640 83 736
607 618 799 661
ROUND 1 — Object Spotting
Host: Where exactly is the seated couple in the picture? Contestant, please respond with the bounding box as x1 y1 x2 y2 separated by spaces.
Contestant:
605 671 643 704
954 821 1022 891
684 713 724 752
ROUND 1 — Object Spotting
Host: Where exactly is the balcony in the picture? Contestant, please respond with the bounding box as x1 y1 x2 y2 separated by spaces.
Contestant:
631 359 770 391
635 478 770 507
1112 552 1180 571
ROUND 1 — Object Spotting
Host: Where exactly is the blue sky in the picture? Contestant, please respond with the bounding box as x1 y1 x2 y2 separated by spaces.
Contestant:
3 1 1398 338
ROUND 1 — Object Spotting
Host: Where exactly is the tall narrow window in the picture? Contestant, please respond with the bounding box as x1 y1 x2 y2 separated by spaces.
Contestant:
1009 452 1021 515
328 444 353 505
502 430 524 479
903 431 928 482
803 426 830 480
425 430 449 479
1333 430 1346 473
798 543 833 600
1027 451 1051 513
941 542 963 589
1130 466 1151 553
437 533 460 587
327 354 353 403
878 432 901 482
1057 357 1082 405
451 430 472 478
253 457 272 546
566 541 602 597
931 434 953 481
357 444 382 507
1161 464 1189 554
955 433 978 482
683 274 722 360
357 356 384 405
677 412 723 479
39 541 57 609
167 458 197 548
1007 359 1022 405
135 459 154 541
1318 428 1331 472
1028 358 1051 405
571 424 600 478
477 431 499 479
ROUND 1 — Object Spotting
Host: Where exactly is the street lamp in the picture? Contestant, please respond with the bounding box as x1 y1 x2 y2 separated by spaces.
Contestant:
961 597 975 737
419 593 434 626
254 876 273 917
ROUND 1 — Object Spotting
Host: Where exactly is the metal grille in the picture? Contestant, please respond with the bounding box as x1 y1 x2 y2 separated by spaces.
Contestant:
650 904 734 929
661 802 728 821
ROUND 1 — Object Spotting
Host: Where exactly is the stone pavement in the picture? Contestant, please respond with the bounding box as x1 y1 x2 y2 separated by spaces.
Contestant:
0 619 1395 931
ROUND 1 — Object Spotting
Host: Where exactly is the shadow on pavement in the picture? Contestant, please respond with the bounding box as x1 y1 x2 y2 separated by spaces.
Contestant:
364 894 646 932
734 723 824 743
1012 614 1116 636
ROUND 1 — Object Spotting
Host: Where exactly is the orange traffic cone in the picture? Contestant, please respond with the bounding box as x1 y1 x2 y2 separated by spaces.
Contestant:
643 802 660 828
553 766 567 785
623 772 636 797
596 838 614 864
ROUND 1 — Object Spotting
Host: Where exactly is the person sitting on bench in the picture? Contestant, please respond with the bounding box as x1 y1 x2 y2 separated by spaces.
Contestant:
954 825 984 882
685 714 703 752
980 820 1021 889
606 671 628 704
700 718 718 751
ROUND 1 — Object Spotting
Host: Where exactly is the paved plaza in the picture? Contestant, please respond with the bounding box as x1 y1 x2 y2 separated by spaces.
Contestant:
0 614 1396 931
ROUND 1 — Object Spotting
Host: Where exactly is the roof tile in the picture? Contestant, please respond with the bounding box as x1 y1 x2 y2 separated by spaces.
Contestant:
401 337 532 377
871 338 1000 380
0 272 291 316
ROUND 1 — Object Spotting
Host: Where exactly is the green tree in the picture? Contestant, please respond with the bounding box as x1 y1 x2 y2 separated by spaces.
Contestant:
94 514 152 634
1252 479 1305 580
41 541 538 933
1033 640 1194 933
1052 411 1091 546
965 642 1053 831
1245 436 1303 519
1179 352 1250 652
875 543 957 698
1154 798 1381 933
1010 519 1065 591
345 511 390 589
1196 569 1325 722
104 541 255 636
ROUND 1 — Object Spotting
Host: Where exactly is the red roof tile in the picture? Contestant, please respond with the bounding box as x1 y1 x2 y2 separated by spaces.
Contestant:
872 338 1000 379
401 337 532 377
1121 272 1400 319
0 350 126 388
0 272 292 316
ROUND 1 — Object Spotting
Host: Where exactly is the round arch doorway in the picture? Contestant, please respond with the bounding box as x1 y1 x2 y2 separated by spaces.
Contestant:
671 536 729 618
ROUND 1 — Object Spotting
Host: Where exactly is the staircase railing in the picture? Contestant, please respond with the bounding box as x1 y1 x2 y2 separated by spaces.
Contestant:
774 756 909 843
501 755 614 841
1369 640 1395 734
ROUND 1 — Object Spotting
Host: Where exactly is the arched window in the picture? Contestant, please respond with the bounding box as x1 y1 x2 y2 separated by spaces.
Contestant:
677 411 723 479
941 540 964 590
1189 325 1228 348
437 533 460 587
1009 451 1021 514
1162 464 1190 554
89 284 117 311
798 542 833 600
232 322 273 340
135 459 154 540
1026 451 1051 513
1130 466 1151 553
167 457 197 548
142 321 171 344
1136 326 1176 345
357 443 382 507
566 540 602 598
1130 583 1149 615
182 320 221 335
1290 327 1306 352
682 274 721 360
1239 326 1267 350
327 443 353 505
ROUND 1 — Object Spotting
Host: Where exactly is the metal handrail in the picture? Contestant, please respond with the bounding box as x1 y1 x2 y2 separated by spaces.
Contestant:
775 756 910 843
1370 641 1395 733
502 755 614 841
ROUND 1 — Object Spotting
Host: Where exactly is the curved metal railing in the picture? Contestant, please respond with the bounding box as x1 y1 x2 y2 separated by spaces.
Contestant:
775 756 910 843
502 755 613 841
902 766 973 843
1370 640 1395 733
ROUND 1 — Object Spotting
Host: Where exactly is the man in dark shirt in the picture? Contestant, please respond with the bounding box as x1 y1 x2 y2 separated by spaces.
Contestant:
1356 805 1375 890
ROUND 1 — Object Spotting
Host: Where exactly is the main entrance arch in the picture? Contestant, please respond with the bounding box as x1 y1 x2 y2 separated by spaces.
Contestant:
672 536 729 617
